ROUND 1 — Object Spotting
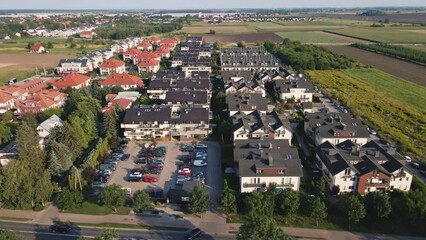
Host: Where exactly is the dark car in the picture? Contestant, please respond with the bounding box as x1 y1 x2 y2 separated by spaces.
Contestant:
135 158 147 164
185 228 201 240
49 224 72 233
128 176 143 182
121 154 130 161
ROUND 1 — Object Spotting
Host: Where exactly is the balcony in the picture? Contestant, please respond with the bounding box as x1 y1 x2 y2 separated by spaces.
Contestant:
365 181 389 187
243 183 266 188
277 183 294 188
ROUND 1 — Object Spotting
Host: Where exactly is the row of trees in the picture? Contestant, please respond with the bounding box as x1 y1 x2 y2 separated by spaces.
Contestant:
351 43 426 65
94 17 183 39
264 39 356 72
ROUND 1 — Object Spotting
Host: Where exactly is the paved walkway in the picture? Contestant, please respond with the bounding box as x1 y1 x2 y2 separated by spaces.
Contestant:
1 205 425 240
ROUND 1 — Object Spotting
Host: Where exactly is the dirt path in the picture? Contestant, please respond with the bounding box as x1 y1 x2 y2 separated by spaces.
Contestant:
325 45 426 86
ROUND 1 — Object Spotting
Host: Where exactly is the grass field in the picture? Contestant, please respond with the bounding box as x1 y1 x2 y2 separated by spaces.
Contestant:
405 45 426 53
63 201 131 215
275 31 346 43
0 69 36 85
306 69 426 162
328 27 426 43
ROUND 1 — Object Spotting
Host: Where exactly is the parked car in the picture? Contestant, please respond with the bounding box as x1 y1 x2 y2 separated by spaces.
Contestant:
405 156 412 162
185 228 201 240
195 152 207 159
410 162 420 169
147 168 161 174
195 144 207 149
135 158 147 164
178 168 191 174
179 164 192 170
193 160 207 167
180 145 194 152
127 176 143 182
91 181 106 188
111 153 123 158
143 176 158 183
369 129 377 135
121 154 130 161
103 169 112 176
49 224 72 233
149 164 163 170
176 175 191 185
192 171 205 179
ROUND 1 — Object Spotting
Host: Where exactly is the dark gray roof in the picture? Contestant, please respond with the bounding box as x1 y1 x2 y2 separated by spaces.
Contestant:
165 91 209 105
222 71 253 83
275 78 315 94
231 110 290 134
220 47 279 68
152 70 186 80
123 105 209 124
235 139 290 150
236 147 302 177
226 93 267 113
305 112 370 139
316 139 406 177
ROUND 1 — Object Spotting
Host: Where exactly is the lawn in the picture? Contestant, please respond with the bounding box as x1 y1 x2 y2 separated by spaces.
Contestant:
275 31 344 43
306 69 426 162
405 45 426 53
328 27 426 43
0 216 32 222
0 69 36 85
63 201 131 215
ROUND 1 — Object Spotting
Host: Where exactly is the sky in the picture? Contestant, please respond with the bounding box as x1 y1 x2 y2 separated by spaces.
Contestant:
1 0 426 10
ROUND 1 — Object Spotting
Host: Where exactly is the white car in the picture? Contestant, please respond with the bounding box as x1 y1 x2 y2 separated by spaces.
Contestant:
195 144 208 149
176 175 191 185
196 152 207 159
404 156 412 162
193 160 207 167
178 168 191 174
91 181 106 188
129 172 142 178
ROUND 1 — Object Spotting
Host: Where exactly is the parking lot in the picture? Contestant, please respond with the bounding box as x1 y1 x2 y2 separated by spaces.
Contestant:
107 140 222 204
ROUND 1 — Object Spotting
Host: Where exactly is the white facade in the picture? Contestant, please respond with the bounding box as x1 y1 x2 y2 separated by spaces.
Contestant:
182 66 211 73
240 176 300 193
389 169 412 192
233 126 292 144
316 136 369 146
100 65 126 75
280 88 313 102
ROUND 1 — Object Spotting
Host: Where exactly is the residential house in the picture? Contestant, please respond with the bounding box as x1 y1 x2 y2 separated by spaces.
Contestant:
36 114 63 148
56 59 92 74
99 59 126 75
231 110 292 143
16 90 67 114
79 31 96 39
123 48 142 61
99 73 143 90
226 93 267 116
137 59 161 73
274 78 315 102
222 71 266 97
235 139 302 193
316 140 413 195
136 41 153 51
304 113 370 146
52 73 91 90
121 105 210 141
154 47 171 59
133 52 161 65
0 86 29 114
18 78 55 94
148 36 161 46
102 98 133 113
164 91 209 108
29 44 45 53
220 47 279 71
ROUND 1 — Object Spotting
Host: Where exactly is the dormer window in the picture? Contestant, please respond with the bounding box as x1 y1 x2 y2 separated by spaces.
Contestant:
256 169 263 174
278 169 285 174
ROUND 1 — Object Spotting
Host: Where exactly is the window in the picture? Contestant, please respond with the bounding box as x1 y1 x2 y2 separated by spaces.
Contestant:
256 169 263 174
349 186 353 190
278 169 285 174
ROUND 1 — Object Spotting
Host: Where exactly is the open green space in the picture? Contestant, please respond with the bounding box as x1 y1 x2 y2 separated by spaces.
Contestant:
62 201 131 216
327 27 426 43
69 222 188 232
342 68 426 112
405 45 426 53
0 69 36 85
275 31 343 43
306 69 426 162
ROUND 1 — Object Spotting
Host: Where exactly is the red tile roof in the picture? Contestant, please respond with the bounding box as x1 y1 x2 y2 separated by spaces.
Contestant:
99 73 142 87
80 31 94 35
124 48 142 55
134 52 159 60
30 44 44 51
155 47 170 54
17 90 67 113
105 94 118 99
102 98 133 112
137 59 160 67
149 36 160 42
138 41 152 47
99 59 125 68
53 73 90 90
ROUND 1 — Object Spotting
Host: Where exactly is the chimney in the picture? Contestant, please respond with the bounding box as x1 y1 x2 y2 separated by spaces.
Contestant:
375 151 380 157
342 123 347 130
269 143 273 149
258 143 262 149
268 155 273 166
351 145 357 154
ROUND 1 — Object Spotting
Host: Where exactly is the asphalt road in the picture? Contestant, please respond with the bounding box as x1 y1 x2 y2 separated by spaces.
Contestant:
0 222 236 240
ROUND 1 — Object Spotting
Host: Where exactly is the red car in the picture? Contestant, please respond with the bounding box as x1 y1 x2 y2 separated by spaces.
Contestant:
179 164 191 170
144 176 158 183
149 164 163 170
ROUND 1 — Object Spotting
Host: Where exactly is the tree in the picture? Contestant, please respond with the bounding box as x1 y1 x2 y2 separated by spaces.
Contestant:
276 189 299 224
102 184 127 212
310 197 327 226
237 214 290 240
213 41 221 51
237 41 246 48
1 111 14 122
190 185 209 214
94 228 118 240
245 191 275 217
339 195 366 228
46 41 54 49
0 122 12 145
15 122 45 165
364 192 391 219
82 167 98 183
57 188 84 210
133 190 154 210
0 229 23 240
70 43 77 48
27 42 35 49
220 180 237 215
68 166 83 191
102 110 118 137
209 29 216 34
50 140 73 174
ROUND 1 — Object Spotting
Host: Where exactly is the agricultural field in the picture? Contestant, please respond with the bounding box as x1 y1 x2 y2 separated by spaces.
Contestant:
306 69 426 162
303 12 426 24
180 24 256 34
325 45 426 86
405 45 426 53
275 31 367 44
202 32 282 43
0 53 74 85
0 37 107 54
327 26 426 43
